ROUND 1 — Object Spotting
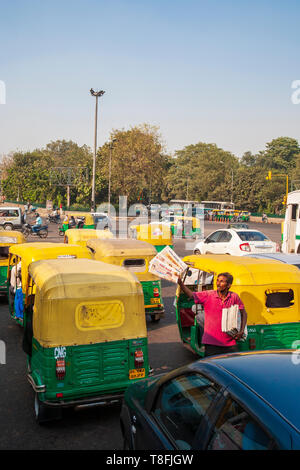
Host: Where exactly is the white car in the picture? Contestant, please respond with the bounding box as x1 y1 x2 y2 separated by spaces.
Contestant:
193 228 279 256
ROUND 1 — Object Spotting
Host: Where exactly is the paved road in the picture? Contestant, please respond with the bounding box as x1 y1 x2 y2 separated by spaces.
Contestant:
0 219 282 450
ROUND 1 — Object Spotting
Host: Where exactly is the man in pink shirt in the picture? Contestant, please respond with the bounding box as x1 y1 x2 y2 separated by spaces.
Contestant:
177 272 247 357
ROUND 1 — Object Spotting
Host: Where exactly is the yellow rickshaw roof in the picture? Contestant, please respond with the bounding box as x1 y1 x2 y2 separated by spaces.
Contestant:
131 223 172 241
65 228 114 242
28 258 141 295
184 254 300 285
87 238 157 257
0 230 26 245
9 242 92 265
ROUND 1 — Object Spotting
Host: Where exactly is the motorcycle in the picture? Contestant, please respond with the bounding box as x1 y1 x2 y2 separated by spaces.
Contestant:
22 223 48 239
47 214 61 224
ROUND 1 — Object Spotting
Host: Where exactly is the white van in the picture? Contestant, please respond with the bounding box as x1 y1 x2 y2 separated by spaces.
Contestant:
282 190 300 253
0 207 23 230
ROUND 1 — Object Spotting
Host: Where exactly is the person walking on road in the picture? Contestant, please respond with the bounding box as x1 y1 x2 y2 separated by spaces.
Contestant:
177 272 247 357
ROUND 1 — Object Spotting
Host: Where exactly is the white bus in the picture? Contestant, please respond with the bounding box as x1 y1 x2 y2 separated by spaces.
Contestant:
282 190 300 253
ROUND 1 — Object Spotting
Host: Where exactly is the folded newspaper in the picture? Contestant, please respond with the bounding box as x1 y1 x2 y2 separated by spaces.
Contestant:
221 304 247 341
149 246 188 283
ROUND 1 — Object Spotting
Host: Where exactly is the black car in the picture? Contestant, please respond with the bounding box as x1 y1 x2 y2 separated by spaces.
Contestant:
120 350 300 450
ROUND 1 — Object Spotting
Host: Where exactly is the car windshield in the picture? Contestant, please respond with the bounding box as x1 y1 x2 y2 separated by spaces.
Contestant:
94 216 107 222
237 231 269 242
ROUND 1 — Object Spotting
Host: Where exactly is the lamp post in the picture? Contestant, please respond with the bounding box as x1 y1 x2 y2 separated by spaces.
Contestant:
108 138 117 216
90 88 105 212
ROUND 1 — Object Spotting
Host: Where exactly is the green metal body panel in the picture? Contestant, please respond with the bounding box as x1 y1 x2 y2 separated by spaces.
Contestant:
0 265 8 293
141 279 164 315
154 245 173 253
29 337 150 404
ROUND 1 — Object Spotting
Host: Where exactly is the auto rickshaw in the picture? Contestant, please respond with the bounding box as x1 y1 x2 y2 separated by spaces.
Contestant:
64 228 114 246
173 216 202 239
0 231 26 296
129 223 173 252
7 242 93 326
86 238 164 322
59 213 95 236
22 258 150 423
175 254 300 356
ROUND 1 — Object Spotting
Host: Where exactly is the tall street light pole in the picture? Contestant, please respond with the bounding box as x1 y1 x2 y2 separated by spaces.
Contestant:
90 88 105 212
108 138 117 216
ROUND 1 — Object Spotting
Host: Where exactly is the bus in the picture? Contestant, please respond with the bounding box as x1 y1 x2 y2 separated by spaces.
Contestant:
169 200 202 217
282 190 300 253
200 201 235 219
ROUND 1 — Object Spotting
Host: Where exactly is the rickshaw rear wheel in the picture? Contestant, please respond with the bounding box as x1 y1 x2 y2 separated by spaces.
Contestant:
151 314 160 323
34 394 62 424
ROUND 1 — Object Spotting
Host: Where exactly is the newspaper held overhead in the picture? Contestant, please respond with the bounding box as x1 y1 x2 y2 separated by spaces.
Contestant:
149 246 188 284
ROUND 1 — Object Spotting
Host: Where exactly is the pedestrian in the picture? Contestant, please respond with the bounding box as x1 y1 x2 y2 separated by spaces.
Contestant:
177 272 247 357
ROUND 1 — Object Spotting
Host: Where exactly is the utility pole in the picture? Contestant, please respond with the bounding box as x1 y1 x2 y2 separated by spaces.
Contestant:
90 88 105 211
108 138 117 216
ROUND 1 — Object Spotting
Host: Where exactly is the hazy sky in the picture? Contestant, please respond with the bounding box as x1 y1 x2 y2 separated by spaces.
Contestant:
1 0 300 158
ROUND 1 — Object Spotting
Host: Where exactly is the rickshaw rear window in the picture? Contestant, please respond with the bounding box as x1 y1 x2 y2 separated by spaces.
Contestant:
0 246 9 259
123 259 145 267
265 289 294 308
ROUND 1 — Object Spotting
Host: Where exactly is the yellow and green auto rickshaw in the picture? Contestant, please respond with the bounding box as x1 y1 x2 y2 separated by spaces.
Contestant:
22 258 150 423
59 213 95 236
0 231 26 296
129 223 173 253
86 238 164 322
64 228 114 246
175 254 300 356
7 242 93 326
173 216 202 239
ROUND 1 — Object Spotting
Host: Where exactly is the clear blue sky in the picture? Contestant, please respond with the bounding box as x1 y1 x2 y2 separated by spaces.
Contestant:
1 0 300 158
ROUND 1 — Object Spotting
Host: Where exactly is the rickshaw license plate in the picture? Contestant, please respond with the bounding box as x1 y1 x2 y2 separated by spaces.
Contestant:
151 298 160 304
129 368 145 380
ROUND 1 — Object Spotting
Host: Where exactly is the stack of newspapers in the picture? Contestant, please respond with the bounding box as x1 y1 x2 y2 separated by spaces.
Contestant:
221 304 247 341
149 246 188 284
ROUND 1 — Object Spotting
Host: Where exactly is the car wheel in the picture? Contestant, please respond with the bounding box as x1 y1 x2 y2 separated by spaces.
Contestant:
3 223 13 231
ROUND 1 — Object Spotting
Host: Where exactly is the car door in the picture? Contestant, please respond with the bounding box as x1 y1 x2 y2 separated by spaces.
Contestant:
212 231 233 254
133 373 222 450
205 393 282 450
202 231 224 254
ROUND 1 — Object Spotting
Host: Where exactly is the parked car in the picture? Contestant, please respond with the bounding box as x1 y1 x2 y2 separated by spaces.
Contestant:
245 253 300 269
193 228 279 256
0 207 23 230
120 350 300 450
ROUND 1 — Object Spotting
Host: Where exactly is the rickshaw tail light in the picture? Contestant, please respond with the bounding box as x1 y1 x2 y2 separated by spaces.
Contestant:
56 359 66 380
153 288 159 297
239 243 251 252
134 350 144 369
249 338 256 349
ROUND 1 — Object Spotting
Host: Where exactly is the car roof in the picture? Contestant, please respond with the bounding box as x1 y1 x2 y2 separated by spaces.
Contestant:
246 253 300 265
193 351 300 432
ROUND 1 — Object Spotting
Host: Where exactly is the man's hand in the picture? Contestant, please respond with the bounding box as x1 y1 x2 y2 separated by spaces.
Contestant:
233 330 244 341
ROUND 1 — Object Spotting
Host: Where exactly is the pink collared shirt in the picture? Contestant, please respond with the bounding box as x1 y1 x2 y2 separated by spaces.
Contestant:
193 290 245 347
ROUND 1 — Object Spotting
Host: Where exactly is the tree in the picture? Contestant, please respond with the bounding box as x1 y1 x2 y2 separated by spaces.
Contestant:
97 124 170 205
164 142 239 202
